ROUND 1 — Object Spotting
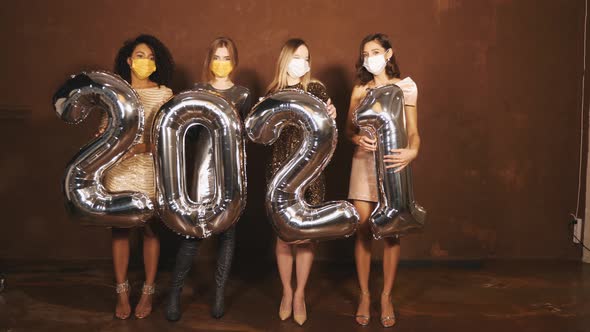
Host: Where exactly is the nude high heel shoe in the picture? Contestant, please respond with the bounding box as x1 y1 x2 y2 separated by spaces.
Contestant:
279 295 292 320
293 299 307 326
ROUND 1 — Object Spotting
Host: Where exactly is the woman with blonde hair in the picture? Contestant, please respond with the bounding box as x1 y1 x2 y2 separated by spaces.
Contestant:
266 38 336 326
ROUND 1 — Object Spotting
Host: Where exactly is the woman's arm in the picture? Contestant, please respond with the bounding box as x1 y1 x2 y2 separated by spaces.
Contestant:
405 104 421 152
308 80 337 119
384 103 421 172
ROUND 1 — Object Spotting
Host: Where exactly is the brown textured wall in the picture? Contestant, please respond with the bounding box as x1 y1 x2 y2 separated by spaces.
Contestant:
0 0 585 263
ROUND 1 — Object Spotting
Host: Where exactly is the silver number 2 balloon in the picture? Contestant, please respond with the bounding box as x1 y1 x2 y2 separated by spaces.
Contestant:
353 84 426 239
246 89 359 243
153 90 247 238
53 71 154 228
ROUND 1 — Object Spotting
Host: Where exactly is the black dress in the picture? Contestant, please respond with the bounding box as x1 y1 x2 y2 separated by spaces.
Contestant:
166 82 251 321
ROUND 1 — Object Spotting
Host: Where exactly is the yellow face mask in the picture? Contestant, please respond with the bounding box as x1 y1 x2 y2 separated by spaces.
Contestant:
131 58 156 80
211 60 233 78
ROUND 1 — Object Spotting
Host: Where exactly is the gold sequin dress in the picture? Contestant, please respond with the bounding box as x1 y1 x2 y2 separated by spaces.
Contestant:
267 81 329 205
102 86 173 200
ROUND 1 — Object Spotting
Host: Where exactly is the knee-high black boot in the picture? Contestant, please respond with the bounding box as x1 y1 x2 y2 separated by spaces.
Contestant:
211 226 236 318
165 238 200 321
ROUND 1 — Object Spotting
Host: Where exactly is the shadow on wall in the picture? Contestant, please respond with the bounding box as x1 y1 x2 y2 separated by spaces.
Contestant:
316 64 359 261
232 67 279 276
170 64 194 93
236 67 266 102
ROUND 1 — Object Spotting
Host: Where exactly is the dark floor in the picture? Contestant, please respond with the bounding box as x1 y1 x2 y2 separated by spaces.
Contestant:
0 260 589 332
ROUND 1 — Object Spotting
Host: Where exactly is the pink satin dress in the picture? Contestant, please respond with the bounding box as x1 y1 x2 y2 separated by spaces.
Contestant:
348 77 418 202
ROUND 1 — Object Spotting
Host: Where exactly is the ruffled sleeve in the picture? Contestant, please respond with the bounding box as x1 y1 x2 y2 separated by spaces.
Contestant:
395 77 418 106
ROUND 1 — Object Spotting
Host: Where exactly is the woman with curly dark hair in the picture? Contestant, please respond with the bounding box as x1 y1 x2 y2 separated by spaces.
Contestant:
346 33 421 328
99 34 174 320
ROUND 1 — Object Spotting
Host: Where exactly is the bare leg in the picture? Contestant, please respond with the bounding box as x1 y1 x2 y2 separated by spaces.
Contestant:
135 224 160 319
293 242 314 325
112 227 131 319
381 236 400 327
353 200 376 325
275 237 294 320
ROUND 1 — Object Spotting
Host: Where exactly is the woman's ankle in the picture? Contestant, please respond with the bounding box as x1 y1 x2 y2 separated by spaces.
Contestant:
282 287 293 297
293 289 305 300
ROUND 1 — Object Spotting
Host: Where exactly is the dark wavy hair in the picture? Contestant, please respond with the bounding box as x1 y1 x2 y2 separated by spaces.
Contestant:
356 33 401 85
114 34 174 86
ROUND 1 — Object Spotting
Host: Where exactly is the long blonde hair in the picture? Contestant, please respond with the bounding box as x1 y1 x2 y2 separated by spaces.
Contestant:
202 37 239 82
267 38 311 93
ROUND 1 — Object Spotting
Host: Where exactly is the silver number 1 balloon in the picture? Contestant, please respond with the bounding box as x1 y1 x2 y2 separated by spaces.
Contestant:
246 89 359 243
353 84 426 239
53 71 154 228
153 89 247 238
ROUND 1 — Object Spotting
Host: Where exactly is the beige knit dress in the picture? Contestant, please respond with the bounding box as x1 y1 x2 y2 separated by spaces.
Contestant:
102 86 173 200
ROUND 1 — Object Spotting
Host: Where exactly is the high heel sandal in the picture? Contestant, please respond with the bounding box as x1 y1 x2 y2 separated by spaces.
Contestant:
279 294 292 321
355 291 370 326
114 280 131 320
380 293 396 328
135 282 156 319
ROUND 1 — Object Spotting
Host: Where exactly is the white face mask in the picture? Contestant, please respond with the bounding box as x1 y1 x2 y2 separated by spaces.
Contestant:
287 58 310 78
363 54 388 75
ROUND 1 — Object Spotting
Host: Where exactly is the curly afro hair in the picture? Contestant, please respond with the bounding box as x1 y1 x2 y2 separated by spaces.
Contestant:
114 34 174 86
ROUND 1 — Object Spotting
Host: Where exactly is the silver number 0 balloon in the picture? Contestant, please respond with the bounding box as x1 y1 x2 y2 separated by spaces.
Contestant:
353 84 426 239
153 90 247 238
246 90 359 243
53 71 154 228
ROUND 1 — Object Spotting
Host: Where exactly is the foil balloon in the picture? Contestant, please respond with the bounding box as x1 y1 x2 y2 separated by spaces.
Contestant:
153 89 247 238
245 89 359 243
53 71 154 228
353 84 426 239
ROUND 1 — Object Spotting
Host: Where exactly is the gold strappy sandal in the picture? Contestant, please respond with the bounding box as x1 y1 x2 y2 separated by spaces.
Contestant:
135 282 155 319
380 293 396 328
355 291 371 326
114 280 131 320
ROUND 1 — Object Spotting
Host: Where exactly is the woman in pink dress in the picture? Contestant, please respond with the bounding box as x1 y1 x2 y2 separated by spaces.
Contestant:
346 33 421 328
